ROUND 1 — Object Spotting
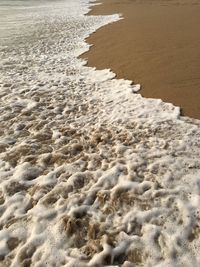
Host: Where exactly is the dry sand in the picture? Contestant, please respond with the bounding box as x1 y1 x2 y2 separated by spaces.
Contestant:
82 0 200 119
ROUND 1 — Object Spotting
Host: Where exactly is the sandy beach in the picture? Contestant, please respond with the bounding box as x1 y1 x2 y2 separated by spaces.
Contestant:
1 0 200 266
83 0 200 119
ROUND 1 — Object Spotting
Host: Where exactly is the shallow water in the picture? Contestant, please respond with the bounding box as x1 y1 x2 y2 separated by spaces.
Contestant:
0 0 200 266
0 0 74 45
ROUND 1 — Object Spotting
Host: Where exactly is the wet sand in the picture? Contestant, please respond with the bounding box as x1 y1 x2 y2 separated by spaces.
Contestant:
82 0 200 119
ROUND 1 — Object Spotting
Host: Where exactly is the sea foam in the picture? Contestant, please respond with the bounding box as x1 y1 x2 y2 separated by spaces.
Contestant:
0 0 200 266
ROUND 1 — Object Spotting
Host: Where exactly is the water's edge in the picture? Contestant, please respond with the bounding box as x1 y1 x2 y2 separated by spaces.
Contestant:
0 0 200 266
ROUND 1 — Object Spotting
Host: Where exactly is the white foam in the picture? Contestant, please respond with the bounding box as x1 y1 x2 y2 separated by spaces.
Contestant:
0 0 200 266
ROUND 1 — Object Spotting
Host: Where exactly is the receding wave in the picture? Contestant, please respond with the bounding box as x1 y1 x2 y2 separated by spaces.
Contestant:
0 0 200 266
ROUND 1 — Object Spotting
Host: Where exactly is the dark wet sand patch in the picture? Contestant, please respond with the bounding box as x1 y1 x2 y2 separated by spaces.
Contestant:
82 0 200 119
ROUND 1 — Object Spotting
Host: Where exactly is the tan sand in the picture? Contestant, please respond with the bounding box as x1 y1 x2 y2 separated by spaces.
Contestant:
82 0 200 119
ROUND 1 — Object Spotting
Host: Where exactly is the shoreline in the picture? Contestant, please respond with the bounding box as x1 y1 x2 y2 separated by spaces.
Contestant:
1 0 200 266
82 0 200 119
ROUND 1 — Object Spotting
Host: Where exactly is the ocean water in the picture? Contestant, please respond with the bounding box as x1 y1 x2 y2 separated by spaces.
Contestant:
0 0 87 45
0 0 54 39
0 0 200 266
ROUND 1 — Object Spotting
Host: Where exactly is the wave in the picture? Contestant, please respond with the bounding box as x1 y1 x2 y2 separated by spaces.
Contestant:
0 0 200 266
